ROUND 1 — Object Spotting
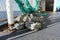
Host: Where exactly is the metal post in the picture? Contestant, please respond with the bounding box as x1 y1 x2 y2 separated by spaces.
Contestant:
6 0 14 30
53 0 56 12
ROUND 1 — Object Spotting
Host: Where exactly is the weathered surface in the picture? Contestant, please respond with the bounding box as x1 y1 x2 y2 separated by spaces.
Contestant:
10 22 60 40
8 12 60 40
0 12 60 40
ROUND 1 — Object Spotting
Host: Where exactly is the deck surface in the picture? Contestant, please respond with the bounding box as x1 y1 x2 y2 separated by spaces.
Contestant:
12 23 60 40
0 12 60 40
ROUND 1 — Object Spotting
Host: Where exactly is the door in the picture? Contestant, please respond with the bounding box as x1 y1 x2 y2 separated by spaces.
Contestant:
45 0 54 11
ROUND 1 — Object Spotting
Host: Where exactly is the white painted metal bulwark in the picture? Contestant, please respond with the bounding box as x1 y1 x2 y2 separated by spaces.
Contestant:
6 0 14 25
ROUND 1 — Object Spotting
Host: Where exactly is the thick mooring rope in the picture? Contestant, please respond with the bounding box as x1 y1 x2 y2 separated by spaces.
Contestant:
15 0 42 14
